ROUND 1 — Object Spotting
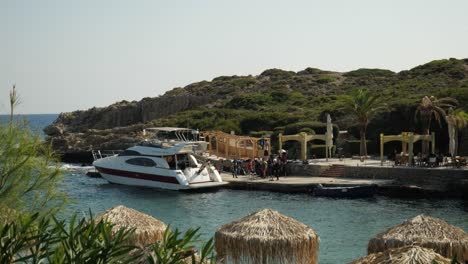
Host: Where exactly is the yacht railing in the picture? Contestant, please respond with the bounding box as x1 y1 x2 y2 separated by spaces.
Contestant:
144 127 200 143
91 150 123 161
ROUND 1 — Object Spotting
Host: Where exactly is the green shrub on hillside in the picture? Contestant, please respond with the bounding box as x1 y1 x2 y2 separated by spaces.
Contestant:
225 93 272 110
409 58 466 79
214 119 241 134
271 90 290 102
317 75 337 84
297 67 324 75
249 131 273 137
344 68 395 78
283 121 338 136
240 112 300 134
438 87 468 111
260 69 295 81
299 128 315 134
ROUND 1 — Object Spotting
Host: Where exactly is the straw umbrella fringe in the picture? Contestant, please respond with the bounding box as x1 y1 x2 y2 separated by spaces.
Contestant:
215 208 319 264
350 245 451 264
368 214 468 262
96 205 167 248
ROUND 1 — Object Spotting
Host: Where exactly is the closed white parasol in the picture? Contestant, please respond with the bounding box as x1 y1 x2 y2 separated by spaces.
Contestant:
326 114 333 160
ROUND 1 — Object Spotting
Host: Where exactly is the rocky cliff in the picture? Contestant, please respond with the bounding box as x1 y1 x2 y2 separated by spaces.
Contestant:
44 94 216 152
46 94 216 134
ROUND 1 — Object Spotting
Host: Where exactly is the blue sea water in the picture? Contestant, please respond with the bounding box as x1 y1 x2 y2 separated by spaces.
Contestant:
0 114 58 137
5 114 468 263
62 172 467 264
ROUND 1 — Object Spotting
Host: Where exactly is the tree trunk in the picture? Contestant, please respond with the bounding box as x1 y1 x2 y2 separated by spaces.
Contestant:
422 127 430 156
421 113 432 156
454 129 459 157
359 125 367 158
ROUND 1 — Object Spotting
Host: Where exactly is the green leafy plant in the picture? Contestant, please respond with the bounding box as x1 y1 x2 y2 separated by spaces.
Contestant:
148 226 215 264
50 213 139 263
0 211 139 264
0 212 66 263
0 86 67 219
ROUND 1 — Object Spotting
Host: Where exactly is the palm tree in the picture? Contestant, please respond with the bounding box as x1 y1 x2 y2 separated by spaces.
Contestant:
342 89 387 158
445 108 468 157
415 96 457 155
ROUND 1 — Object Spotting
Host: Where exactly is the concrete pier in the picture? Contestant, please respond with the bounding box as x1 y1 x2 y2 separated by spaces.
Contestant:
221 173 393 193
215 158 468 198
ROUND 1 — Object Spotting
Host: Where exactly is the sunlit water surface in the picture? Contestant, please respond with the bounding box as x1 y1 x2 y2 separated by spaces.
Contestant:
63 167 468 264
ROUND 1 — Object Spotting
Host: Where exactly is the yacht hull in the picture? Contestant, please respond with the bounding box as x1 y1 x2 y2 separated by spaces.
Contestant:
96 167 189 190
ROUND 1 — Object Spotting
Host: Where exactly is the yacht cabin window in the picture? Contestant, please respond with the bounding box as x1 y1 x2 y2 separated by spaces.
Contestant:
164 155 176 169
176 153 197 170
125 158 157 167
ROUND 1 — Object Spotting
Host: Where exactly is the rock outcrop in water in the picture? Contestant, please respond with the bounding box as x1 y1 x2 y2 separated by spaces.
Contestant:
47 124 146 153
44 94 216 152
45 58 468 155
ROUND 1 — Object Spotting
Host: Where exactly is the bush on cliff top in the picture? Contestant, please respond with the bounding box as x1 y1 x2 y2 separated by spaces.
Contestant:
344 68 395 78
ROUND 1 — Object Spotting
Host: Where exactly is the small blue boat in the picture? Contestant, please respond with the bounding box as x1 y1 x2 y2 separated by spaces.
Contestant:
312 184 377 198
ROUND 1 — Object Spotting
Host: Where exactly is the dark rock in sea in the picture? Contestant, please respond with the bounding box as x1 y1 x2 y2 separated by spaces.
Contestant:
46 124 146 153
43 123 64 136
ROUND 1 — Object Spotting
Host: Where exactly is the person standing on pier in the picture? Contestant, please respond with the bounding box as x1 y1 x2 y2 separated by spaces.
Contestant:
272 158 281 181
280 150 288 177
247 159 254 177
262 158 268 179
232 159 238 178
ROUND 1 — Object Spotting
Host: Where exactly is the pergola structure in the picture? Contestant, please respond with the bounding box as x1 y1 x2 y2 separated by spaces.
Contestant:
380 132 436 166
200 131 271 159
278 132 333 161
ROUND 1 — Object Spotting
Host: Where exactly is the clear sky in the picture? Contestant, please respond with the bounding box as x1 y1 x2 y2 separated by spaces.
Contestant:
1 0 467 114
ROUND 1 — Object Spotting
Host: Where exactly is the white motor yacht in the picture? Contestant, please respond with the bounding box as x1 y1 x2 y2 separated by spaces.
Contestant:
93 127 225 190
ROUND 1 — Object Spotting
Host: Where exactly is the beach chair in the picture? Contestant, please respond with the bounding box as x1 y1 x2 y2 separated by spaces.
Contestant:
395 154 401 166
460 157 467 167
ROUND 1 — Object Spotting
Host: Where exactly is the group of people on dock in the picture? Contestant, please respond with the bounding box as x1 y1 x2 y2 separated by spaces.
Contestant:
232 151 288 181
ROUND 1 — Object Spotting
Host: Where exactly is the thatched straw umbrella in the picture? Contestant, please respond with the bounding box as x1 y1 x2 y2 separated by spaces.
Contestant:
368 214 468 262
96 205 167 248
349 245 451 264
215 208 319 264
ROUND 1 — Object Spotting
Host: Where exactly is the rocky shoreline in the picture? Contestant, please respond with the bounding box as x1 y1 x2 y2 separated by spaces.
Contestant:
45 123 146 154
43 93 217 153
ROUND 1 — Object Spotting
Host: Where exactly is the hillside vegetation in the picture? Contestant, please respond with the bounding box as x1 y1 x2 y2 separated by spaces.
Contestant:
46 58 468 156
154 59 468 153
